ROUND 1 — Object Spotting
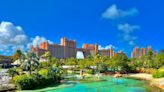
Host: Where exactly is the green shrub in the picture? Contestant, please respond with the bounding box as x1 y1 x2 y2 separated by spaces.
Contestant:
86 69 94 74
13 74 35 90
8 68 18 77
153 71 164 78
38 68 49 78
153 67 164 78
38 62 48 68
13 71 61 90
16 68 24 75
158 67 164 72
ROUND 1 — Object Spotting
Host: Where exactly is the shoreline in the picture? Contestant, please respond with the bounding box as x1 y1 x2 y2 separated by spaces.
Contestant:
124 73 164 91
8 73 164 92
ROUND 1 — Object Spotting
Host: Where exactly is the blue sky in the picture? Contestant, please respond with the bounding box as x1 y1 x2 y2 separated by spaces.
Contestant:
0 0 163 57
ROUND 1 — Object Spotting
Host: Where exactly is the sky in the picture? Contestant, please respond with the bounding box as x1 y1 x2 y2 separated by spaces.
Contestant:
0 0 164 57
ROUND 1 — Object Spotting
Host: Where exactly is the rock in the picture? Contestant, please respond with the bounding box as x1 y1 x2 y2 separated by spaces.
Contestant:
114 73 122 78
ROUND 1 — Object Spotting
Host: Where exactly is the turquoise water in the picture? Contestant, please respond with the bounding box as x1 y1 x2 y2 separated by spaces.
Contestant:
46 76 147 92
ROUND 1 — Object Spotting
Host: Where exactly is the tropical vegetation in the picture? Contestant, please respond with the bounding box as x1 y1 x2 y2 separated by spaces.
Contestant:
4 49 164 90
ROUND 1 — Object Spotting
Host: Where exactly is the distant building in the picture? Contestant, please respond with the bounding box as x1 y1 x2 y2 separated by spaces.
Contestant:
131 46 157 58
113 50 126 56
98 48 114 58
0 56 13 68
30 37 76 59
30 37 122 59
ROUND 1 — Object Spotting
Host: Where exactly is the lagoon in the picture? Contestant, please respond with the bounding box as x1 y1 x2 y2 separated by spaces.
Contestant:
42 76 161 92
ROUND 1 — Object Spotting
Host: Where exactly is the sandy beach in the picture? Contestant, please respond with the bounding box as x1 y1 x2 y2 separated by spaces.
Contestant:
126 73 164 90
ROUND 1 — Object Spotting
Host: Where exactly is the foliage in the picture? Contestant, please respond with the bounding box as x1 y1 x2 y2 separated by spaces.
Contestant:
85 69 94 74
20 52 39 75
13 71 61 90
65 57 77 66
78 59 86 69
10 48 164 90
38 69 49 78
38 62 48 69
13 49 22 61
42 52 51 60
156 50 164 68
8 68 19 77
153 67 164 78
128 50 164 72
111 53 129 72
11 51 64 90
126 59 138 73
13 74 35 90
51 57 59 66
8 68 24 77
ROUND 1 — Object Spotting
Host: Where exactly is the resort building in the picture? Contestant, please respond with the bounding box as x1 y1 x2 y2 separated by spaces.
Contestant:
131 46 157 58
30 37 119 59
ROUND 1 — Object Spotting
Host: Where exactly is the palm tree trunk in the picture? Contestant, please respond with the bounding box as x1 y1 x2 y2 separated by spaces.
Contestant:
29 61 31 75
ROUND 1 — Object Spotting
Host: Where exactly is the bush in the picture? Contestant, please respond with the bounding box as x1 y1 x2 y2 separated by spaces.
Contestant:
8 68 18 77
158 67 164 72
13 74 35 90
13 69 61 90
38 62 48 69
38 69 49 78
153 67 164 78
153 71 164 78
16 68 24 75
86 69 94 74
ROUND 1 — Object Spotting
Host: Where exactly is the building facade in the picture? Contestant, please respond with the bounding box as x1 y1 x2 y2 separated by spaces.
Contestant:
131 46 157 58
30 37 119 59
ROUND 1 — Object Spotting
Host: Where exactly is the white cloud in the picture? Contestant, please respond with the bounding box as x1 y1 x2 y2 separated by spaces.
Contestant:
118 23 140 33
117 23 140 45
0 21 29 54
0 21 54 55
28 36 53 48
102 4 138 20
102 4 140 46
98 44 115 50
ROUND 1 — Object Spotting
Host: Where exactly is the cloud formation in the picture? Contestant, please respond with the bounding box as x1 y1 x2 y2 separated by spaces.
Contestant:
98 45 115 50
28 36 53 48
118 23 140 33
0 21 54 55
102 4 140 46
102 4 138 20
117 23 140 45
0 21 28 45
0 21 29 54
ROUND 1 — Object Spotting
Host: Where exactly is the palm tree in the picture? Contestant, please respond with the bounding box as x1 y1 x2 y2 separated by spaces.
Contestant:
13 49 22 61
20 52 39 75
93 54 103 78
